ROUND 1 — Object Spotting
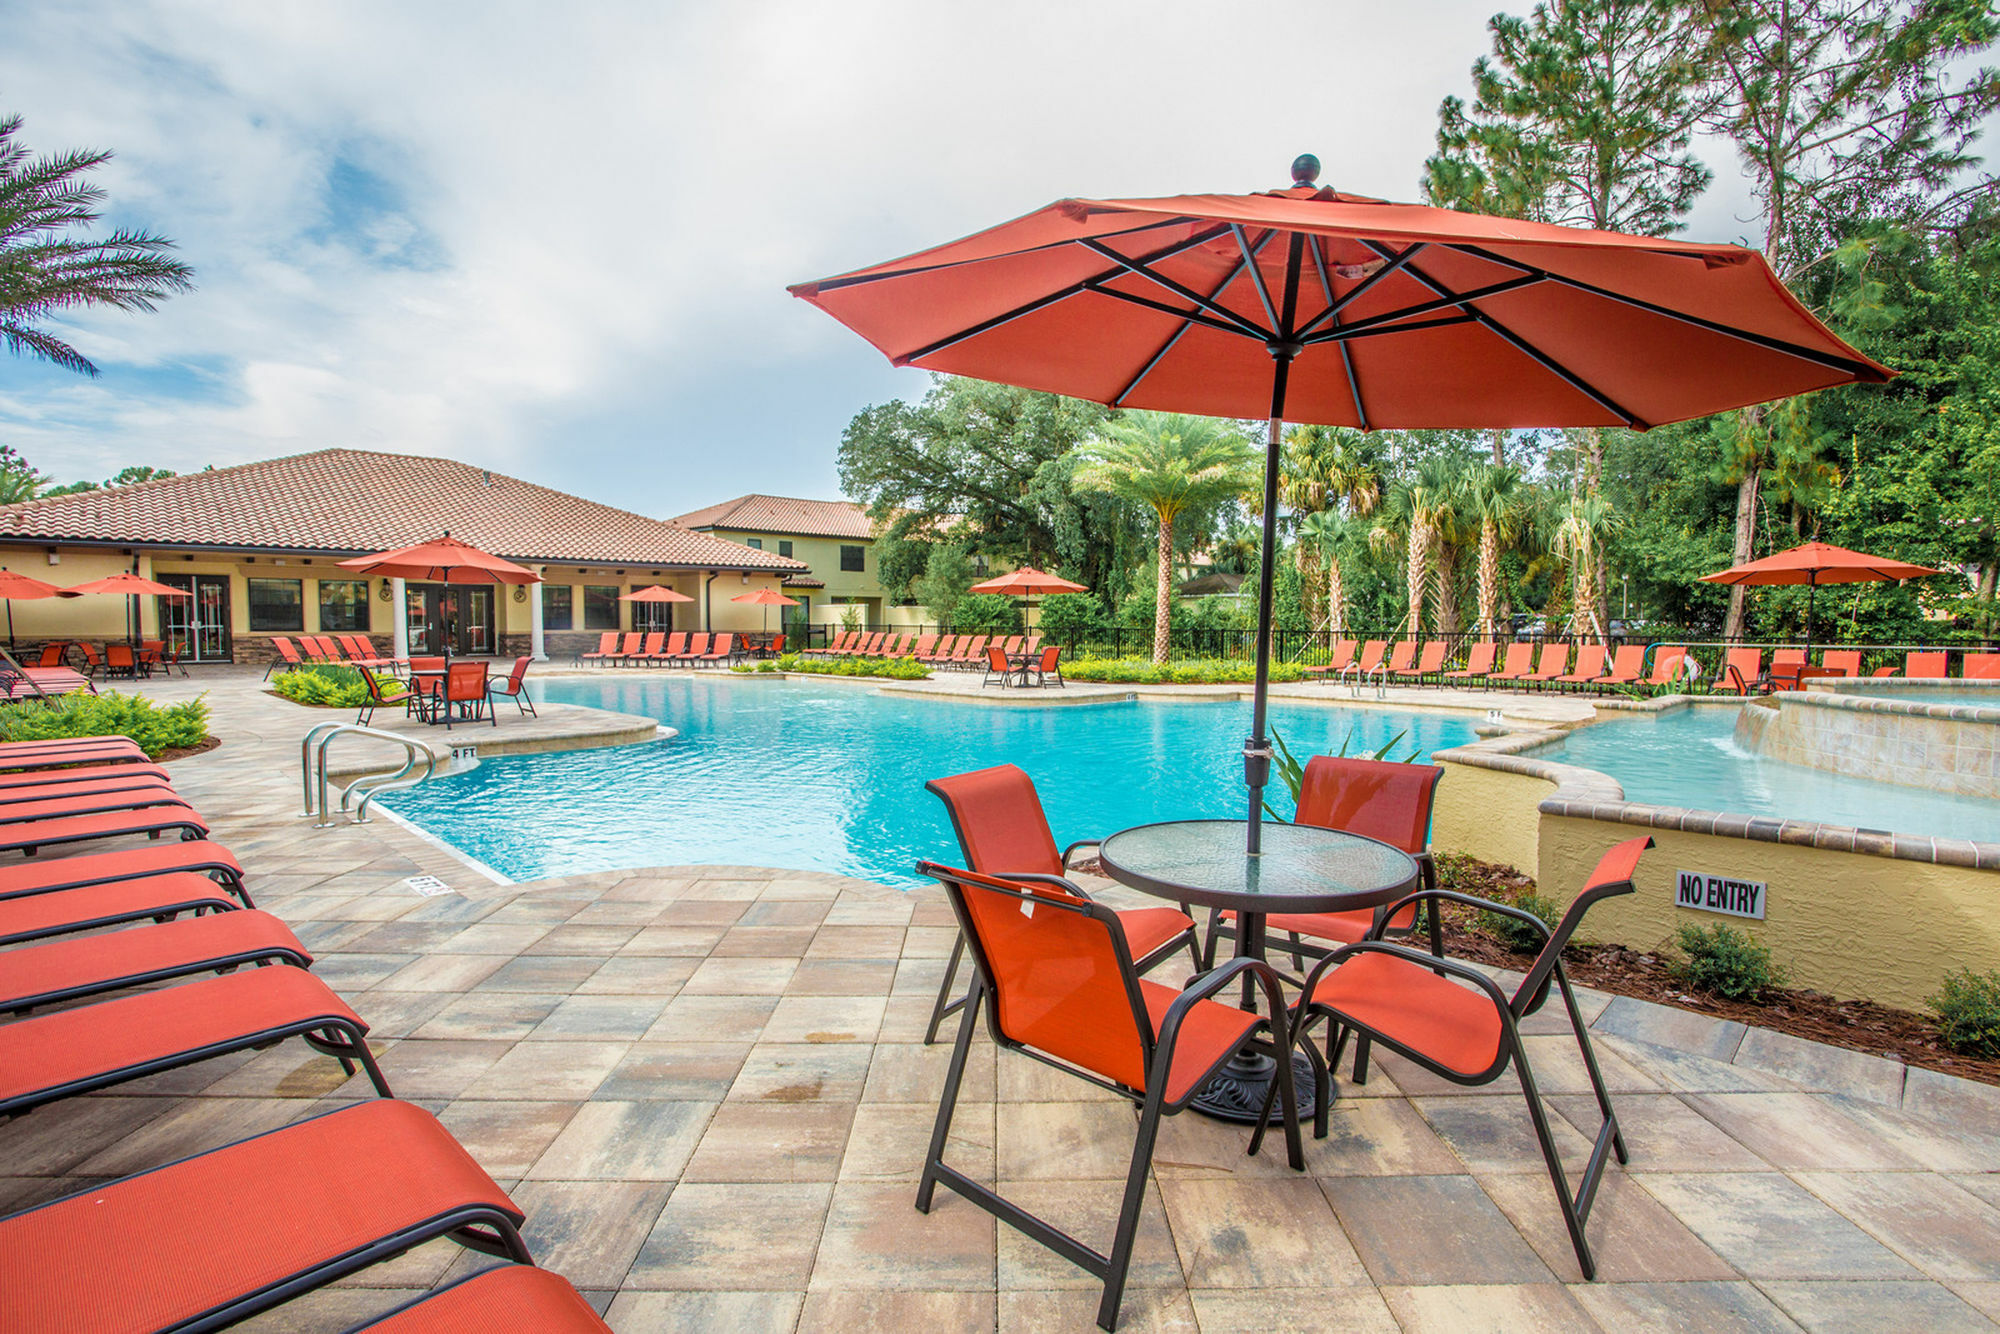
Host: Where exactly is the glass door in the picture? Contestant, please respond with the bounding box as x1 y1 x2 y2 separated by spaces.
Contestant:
461 587 493 654
155 574 230 661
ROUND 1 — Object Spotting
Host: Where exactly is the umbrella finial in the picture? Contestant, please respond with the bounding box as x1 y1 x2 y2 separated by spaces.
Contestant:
1291 154 1321 188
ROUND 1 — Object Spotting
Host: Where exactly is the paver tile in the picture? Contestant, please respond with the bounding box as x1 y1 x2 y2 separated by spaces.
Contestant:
996 1101 1143 1181
810 1180 996 1291
1413 1094 1594 1174
626 1181 831 1290
1379 1283 1601 1332
1001 1288 1197 1332
761 994 887 1044
1793 1171 2000 1282
595 1041 749 1101
644 993 779 1043
802 1290 997 1333
1685 1093 1930 1172
435 1099 581 1176
528 1099 712 1181
457 1040 629 1100
1478 1169 1736 1283
843 1101 993 1183
678 955 798 996
1160 1176 1371 1289
1549 1093 1766 1174
679 1100 856 1182
1566 1279 1800 1332
864 1040 995 1105
1319 1174 1552 1286
603 1290 803 1332
728 1042 875 1104
995 1179 1182 1291
1759 1279 1997 1333
1637 1172 1917 1280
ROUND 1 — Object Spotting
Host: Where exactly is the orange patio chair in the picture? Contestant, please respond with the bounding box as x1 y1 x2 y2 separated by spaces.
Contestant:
1555 643 1608 689
0 1100 542 1333
1714 647 1762 694
1303 639 1359 678
32 643 64 668
1820 649 1862 676
1965 652 2000 679
1642 645 1690 687
74 642 104 677
1438 639 1499 684
910 634 937 659
104 643 141 680
766 634 785 656
1876 649 1947 678
981 645 1015 688
1286 836 1654 1280
0 907 310 1014
487 656 537 717
0 837 247 901
922 763 1200 1046
356 664 420 726
1766 647 1808 690
579 631 619 666
1485 640 1539 686
0 873 245 947
1338 639 1388 687
1523 641 1570 687
1391 640 1449 685
1590 644 1645 687
1204 754 1444 976
917 860 1303 1331
1028 643 1065 688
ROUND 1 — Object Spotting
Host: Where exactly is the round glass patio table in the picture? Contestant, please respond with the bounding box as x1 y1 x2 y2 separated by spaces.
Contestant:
1097 819 1420 1123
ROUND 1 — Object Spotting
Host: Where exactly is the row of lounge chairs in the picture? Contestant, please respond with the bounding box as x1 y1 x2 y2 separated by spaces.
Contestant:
577 630 752 667
0 648 95 703
811 631 1044 669
0 733 611 1332
1305 639 1695 693
266 633 399 679
1711 646 2000 693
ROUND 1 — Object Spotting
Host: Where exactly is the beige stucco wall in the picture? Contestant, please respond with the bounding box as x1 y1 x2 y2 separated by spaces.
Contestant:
1430 760 1553 879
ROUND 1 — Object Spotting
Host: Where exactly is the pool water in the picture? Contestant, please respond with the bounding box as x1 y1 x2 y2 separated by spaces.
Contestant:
1539 706 2000 843
380 678 1479 886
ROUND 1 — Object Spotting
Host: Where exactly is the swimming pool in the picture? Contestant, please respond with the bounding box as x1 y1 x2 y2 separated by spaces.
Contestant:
1537 705 2000 842
380 678 1479 886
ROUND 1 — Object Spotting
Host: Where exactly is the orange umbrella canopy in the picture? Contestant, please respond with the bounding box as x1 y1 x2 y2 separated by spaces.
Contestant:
0 570 76 600
1699 541 1941 587
730 589 801 606
337 532 540 585
66 572 193 597
791 168 1888 431
968 567 1087 597
622 586 695 602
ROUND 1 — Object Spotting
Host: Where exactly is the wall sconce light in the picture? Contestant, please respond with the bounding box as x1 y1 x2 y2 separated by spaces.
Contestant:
45 550 58 566
512 586 527 603
741 572 749 585
377 582 393 601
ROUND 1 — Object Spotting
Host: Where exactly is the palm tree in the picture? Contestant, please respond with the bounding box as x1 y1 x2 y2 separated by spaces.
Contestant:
1373 461 1461 636
1296 509 1345 633
1075 411 1259 662
1466 465 1527 637
1 114 193 377
1553 492 1620 641
1279 425 1381 636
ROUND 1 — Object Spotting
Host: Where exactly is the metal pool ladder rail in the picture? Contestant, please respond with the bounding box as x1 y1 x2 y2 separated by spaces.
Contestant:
302 722 437 828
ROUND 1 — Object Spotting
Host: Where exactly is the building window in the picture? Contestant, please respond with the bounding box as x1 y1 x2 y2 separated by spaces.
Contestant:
247 578 304 632
745 537 763 550
317 579 370 632
841 545 864 572
583 585 620 630
778 540 793 558
543 585 574 631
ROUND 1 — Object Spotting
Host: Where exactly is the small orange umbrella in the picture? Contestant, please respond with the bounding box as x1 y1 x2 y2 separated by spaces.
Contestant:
1700 541 1941 650
0 568 77 650
968 566 1086 628
65 572 193 651
731 587 800 632
620 586 695 602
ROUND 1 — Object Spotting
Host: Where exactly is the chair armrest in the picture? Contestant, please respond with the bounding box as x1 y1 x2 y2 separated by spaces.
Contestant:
1059 839 1101 869
1157 956 1292 1056
994 870 1096 901
1364 886 1544 942
1298 939 1512 1013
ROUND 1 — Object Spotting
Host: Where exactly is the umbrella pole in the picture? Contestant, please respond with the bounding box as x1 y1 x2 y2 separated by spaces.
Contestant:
1245 352 1294 855
1805 576 1817 657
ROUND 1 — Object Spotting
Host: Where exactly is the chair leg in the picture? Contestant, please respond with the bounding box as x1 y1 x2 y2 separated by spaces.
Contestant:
1096 1083 1170 1333
1512 1029 1603 1280
924 931 968 1046
916 979 980 1216
1558 969 1628 1165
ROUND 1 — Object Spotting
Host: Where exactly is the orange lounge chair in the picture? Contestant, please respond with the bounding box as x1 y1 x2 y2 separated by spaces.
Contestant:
0 804 210 856
910 634 938 660
1965 652 2000 679
1485 641 1539 686
0 760 170 792
1025 632 1044 654
922 763 1198 1046
0 873 245 947
915 860 1300 1331
1390 641 1448 685
0 786 191 824
1339 639 1388 687
265 636 308 679
950 634 988 669
1820 649 1862 676
919 634 956 663
0 1100 536 1332
659 631 689 664
1714 647 1762 694
999 635 1023 657
339 634 396 668
819 631 853 657
0 839 247 899
0 735 144 756
578 631 619 666
610 632 644 666
0 743 150 773
1437 640 1498 684
633 631 667 663
0 908 309 1013
1555 643 1609 689
1640 645 1690 687
697 633 736 666
1382 640 1418 677
1590 644 1645 687
1522 642 1570 687
0 772 181 806
0 964 388 1118
356 1266 612 1333
1304 639 1359 678
1876 650 1948 678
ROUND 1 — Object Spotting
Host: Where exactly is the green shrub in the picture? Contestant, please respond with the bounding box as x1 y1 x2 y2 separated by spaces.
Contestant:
1063 656 1305 685
271 663 371 708
1929 969 2000 1057
1477 894 1569 953
774 654 930 680
1670 922 1787 1001
1035 592 1107 642
729 661 782 674
0 690 209 758
951 593 1020 634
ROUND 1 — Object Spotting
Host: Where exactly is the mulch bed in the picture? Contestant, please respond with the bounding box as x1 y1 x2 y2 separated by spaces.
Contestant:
1075 851 2000 1088
157 736 221 763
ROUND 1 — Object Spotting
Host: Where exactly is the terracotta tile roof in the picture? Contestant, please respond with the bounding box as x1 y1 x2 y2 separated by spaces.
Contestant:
671 493 877 541
0 449 805 573
782 574 825 588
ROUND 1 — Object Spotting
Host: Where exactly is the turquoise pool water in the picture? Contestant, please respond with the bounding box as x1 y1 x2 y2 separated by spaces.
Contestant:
1538 706 2000 842
380 679 1478 886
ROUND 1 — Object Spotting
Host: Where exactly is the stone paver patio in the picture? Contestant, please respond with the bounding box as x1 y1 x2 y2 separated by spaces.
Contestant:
4 668 2000 1332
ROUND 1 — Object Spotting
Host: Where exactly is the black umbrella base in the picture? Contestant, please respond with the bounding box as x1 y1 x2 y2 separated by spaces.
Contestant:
1189 1048 1318 1124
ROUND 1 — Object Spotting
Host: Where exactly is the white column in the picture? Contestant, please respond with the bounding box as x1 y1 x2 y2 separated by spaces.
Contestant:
530 571 546 661
391 577 408 659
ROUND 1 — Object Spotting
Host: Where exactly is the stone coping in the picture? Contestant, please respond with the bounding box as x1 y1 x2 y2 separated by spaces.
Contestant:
1793 682 2000 724
1435 710 2000 870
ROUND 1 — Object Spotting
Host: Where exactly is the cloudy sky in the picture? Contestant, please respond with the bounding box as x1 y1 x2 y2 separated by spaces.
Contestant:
0 0 1769 517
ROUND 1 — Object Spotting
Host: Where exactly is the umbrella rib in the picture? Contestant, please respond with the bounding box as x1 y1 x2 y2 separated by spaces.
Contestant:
805 216 1219 294
1079 239 1272 341
1084 285 1264 340
1229 225 1284 340
1295 243 1429 339
1442 242 1889 380
1317 313 1481 342
1103 229 1283 406
1368 242 1646 428
1298 273 1547 343
1308 237 1370 431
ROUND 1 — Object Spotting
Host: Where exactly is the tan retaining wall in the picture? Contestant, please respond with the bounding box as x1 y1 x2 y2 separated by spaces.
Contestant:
1430 759 1553 880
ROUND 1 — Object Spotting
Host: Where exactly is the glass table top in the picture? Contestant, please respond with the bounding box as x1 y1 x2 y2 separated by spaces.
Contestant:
1098 818 1419 912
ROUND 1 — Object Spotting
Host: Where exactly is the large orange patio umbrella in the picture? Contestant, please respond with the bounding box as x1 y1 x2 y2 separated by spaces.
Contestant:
0 568 77 650
1700 540 1941 651
731 587 800 634
65 571 193 650
622 585 695 632
791 154 1891 853
338 532 540 659
968 566 1086 630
